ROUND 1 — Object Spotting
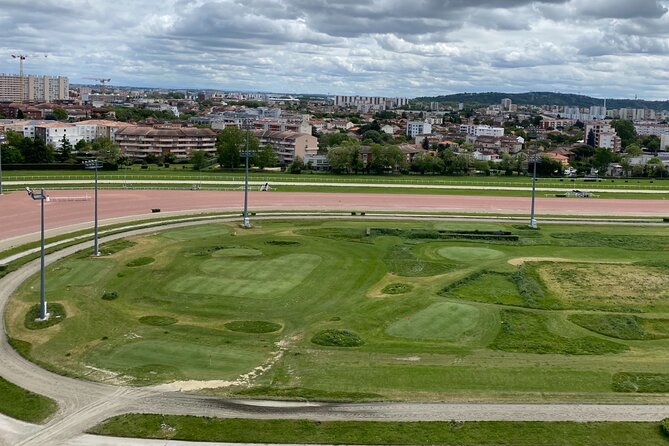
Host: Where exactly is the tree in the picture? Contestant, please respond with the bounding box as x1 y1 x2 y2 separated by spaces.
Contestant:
593 147 614 175
610 119 637 148
361 130 384 144
326 141 361 174
91 138 121 167
189 150 210 170
586 129 596 147
75 139 89 152
319 132 351 153
0 144 24 163
57 135 74 162
52 108 68 121
411 152 443 174
163 152 178 164
288 156 304 174
255 144 277 169
625 143 642 157
216 127 258 169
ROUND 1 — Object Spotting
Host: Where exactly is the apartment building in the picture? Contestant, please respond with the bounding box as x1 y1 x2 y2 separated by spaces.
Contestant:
34 122 83 149
406 121 432 138
253 130 318 164
0 74 69 102
459 124 504 137
634 123 669 137
584 121 621 151
114 126 217 159
334 95 409 112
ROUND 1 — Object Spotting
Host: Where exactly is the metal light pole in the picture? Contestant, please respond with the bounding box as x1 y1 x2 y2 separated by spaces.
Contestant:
84 159 103 255
0 133 4 195
529 152 538 229
241 119 252 228
26 187 49 320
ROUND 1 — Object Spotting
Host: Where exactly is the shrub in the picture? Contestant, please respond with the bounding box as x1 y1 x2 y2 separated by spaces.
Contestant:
662 419 669 436
382 283 413 295
102 291 119 300
139 316 177 326
311 329 364 347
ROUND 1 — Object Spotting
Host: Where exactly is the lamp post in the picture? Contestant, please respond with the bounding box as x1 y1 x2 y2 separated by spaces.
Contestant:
84 159 103 256
0 132 5 195
241 118 253 228
26 187 49 320
529 152 538 229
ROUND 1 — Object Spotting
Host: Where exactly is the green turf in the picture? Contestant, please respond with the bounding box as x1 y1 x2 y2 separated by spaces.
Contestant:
88 415 669 445
612 372 669 393
311 329 364 347
0 377 57 423
386 302 494 343
7 220 669 401
126 257 155 267
24 303 66 330
569 314 669 340
381 283 413 295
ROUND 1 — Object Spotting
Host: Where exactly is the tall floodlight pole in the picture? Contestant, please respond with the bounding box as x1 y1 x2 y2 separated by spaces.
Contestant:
84 159 102 255
26 187 49 320
242 118 252 228
529 151 538 229
0 132 4 195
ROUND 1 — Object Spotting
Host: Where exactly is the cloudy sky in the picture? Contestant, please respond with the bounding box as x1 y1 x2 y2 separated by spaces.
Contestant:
1 0 669 99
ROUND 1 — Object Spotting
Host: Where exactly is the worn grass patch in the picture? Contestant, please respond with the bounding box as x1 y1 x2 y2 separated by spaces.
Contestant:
139 316 178 326
24 303 66 330
0 377 57 423
443 272 525 307
551 232 669 250
225 320 282 333
126 257 155 267
312 329 364 347
88 415 669 445
569 314 669 340
437 247 506 262
490 310 628 355
612 372 669 393
97 239 137 256
537 263 669 311
382 283 413 295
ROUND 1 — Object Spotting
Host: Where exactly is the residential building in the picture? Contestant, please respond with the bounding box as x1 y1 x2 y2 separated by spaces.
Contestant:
459 124 504 137
0 74 69 102
334 95 409 112
634 123 669 137
406 121 432 138
114 126 217 159
253 130 318 164
34 122 83 150
584 121 621 151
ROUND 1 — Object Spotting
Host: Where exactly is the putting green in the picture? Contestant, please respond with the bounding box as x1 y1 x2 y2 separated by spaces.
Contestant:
438 247 505 262
169 254 321 299
386 302 493 343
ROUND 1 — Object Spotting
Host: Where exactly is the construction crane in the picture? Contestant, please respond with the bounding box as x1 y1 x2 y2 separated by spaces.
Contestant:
85 78 111 92
11 53 47 102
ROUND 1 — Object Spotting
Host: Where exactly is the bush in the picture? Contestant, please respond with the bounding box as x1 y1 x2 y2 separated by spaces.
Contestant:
139 316 177 326
661 419 669 436
102 291 119 300
382 283 413 295
225 320 282 333
311 329 364 347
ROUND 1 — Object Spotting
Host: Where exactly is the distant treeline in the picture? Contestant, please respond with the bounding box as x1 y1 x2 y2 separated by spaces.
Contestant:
415 92 669 111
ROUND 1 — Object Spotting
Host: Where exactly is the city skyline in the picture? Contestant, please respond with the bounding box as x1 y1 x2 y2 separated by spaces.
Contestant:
1 0 669 99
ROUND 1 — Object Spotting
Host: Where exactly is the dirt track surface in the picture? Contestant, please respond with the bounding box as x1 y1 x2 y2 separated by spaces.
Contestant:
1 191 669 445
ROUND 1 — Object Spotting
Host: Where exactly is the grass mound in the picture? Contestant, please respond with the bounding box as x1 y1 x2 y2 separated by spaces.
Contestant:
384 245 453 277
612 372 669 393
312 329 364 347
266 240 300 246
490 310 628 355
382 283 413 295
24 303 66 330
98 239 137 256
0 377 57 423
225 320 282 333
126 257 155 267
139 316 178 326
569 314 669 340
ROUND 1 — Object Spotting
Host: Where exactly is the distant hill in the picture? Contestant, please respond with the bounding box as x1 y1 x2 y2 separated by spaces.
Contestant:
415 92 669 111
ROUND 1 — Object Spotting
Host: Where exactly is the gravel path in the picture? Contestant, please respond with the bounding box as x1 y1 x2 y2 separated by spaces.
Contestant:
1 192 669 444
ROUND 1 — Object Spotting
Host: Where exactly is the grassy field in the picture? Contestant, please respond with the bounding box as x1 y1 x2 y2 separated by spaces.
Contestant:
89 415 669 445
5 219 669 401
0 376 57 423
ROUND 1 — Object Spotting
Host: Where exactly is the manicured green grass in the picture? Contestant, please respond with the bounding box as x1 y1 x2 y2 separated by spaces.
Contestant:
88 415 669 445
0 377 57 423
311 329 364 347
126 257 155 267
6 220 669 401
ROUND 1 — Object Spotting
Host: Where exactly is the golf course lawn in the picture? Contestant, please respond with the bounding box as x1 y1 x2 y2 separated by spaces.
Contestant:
6 219 669 402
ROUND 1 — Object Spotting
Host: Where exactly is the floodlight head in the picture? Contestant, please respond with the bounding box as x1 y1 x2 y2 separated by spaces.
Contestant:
26 187 33 196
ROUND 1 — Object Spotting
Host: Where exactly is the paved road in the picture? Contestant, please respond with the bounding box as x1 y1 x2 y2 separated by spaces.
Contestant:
1 195 669 444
